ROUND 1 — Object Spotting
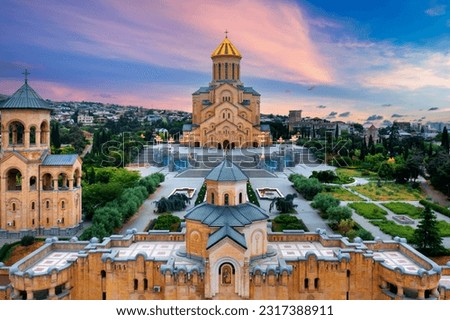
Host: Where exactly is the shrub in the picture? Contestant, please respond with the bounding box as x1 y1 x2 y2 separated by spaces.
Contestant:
272 215 308 232
326 206 352 225
153 214 181 231
247 182 260 207
290 174 323 200
311 193 340 218
419 199 450 218
20 235 35 247
195 184 207 205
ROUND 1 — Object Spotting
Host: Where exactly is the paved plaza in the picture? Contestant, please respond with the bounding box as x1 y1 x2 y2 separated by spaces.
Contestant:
121 160 450 249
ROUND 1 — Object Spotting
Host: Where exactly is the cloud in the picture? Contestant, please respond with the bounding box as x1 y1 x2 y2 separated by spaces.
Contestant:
425 5 446 16
326 111 337 119
391 114 405 118
367 114 383 121
381 103 392 107
317 105 327 109
23 0 333 85
428 107 439 111
339 111 351 117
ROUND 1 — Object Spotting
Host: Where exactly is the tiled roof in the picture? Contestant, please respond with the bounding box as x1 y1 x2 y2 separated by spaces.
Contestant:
192 86 213 95
207 225 247 249
42 154 78 166
185 202 268 227
205 159 248 181
0 81 53 110
239 86 261 96
182 124 192 132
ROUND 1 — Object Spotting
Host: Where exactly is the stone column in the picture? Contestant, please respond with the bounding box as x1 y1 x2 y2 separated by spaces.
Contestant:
53 179 58 190
417 289 425 300
69 179 74 190
24 130 30 148
397 286 404 298
36 130 41 148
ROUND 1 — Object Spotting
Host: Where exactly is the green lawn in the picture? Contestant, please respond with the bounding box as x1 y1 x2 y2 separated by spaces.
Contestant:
348 202 387 220
321 186 364 201
336 167 378 179
371 220 415 242
350 182 424 201
381 202 424 219
437 221 450 237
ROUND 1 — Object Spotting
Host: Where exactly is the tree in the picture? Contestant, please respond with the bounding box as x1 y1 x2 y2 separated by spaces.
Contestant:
378 162 394 181
368 135 375 155
326 205 352 226
269 193 298 213
442 126 449 154
311 193 340 218
50 121 61 149
413 206 445 256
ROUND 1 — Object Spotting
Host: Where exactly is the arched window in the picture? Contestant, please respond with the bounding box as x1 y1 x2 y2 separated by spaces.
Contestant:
40 121 49 145
211 192 215 204
31 202 35 210
7 169 22 191
225 62 228 79
134 279 138 291
9 121 25 145
74 169 81 188
30 176 37 191
224 194 229 205
46 201 50 209
30 126 36 145
12 203 16 211
143 279 148 290
232 63 235 79
61 201 65 209
218 64 221 79
101 270 106 278
314 278 319 289
58 173 69 189
304 278 309 289
42 173 53 190
239 192 243 204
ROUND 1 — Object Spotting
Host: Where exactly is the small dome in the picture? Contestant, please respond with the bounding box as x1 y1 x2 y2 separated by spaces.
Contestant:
211 37 242 59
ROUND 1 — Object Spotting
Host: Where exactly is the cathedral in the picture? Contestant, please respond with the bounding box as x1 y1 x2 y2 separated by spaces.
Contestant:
180 35 271 149
0 75 83 237
0 159 449 300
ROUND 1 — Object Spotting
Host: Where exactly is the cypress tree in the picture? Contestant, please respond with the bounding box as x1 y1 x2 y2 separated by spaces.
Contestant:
413 206 445 256
442 126 449 154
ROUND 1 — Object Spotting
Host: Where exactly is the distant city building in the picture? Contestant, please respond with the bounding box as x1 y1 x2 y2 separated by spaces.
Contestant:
77 115 94 125
288 110 302 132
0 77 83 237
365 124 379 144
181 36 271 149
1 159 449 300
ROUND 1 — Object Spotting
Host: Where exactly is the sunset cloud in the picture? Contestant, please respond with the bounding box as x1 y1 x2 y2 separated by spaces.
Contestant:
23 0 332 85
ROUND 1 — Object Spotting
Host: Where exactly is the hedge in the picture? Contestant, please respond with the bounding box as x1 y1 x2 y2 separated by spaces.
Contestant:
419 199 450 218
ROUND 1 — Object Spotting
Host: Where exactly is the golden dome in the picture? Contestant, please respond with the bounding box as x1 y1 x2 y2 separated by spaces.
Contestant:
211 37 242 58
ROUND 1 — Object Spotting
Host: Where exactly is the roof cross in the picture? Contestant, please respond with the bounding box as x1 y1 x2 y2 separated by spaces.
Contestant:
225 29 228 38
22 69 30 84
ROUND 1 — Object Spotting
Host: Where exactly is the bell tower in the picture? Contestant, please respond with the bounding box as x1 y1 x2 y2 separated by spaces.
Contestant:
210 32 242 85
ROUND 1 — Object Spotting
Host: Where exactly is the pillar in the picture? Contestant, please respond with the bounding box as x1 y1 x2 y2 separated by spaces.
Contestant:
36 130 41 147
69 179 74 190
53 179 58 190
24 130 30 148
417 289 425 300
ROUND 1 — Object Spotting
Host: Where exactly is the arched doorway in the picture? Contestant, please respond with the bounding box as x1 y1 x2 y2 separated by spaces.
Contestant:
219 263 235 292
223 140 230 150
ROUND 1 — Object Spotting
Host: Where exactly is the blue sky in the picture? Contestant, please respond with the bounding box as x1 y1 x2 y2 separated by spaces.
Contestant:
1 0 449 125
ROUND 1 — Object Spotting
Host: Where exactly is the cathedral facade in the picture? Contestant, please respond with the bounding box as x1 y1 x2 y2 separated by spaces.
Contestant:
181 36 271 149
0 160 449 300
0 78 83 238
